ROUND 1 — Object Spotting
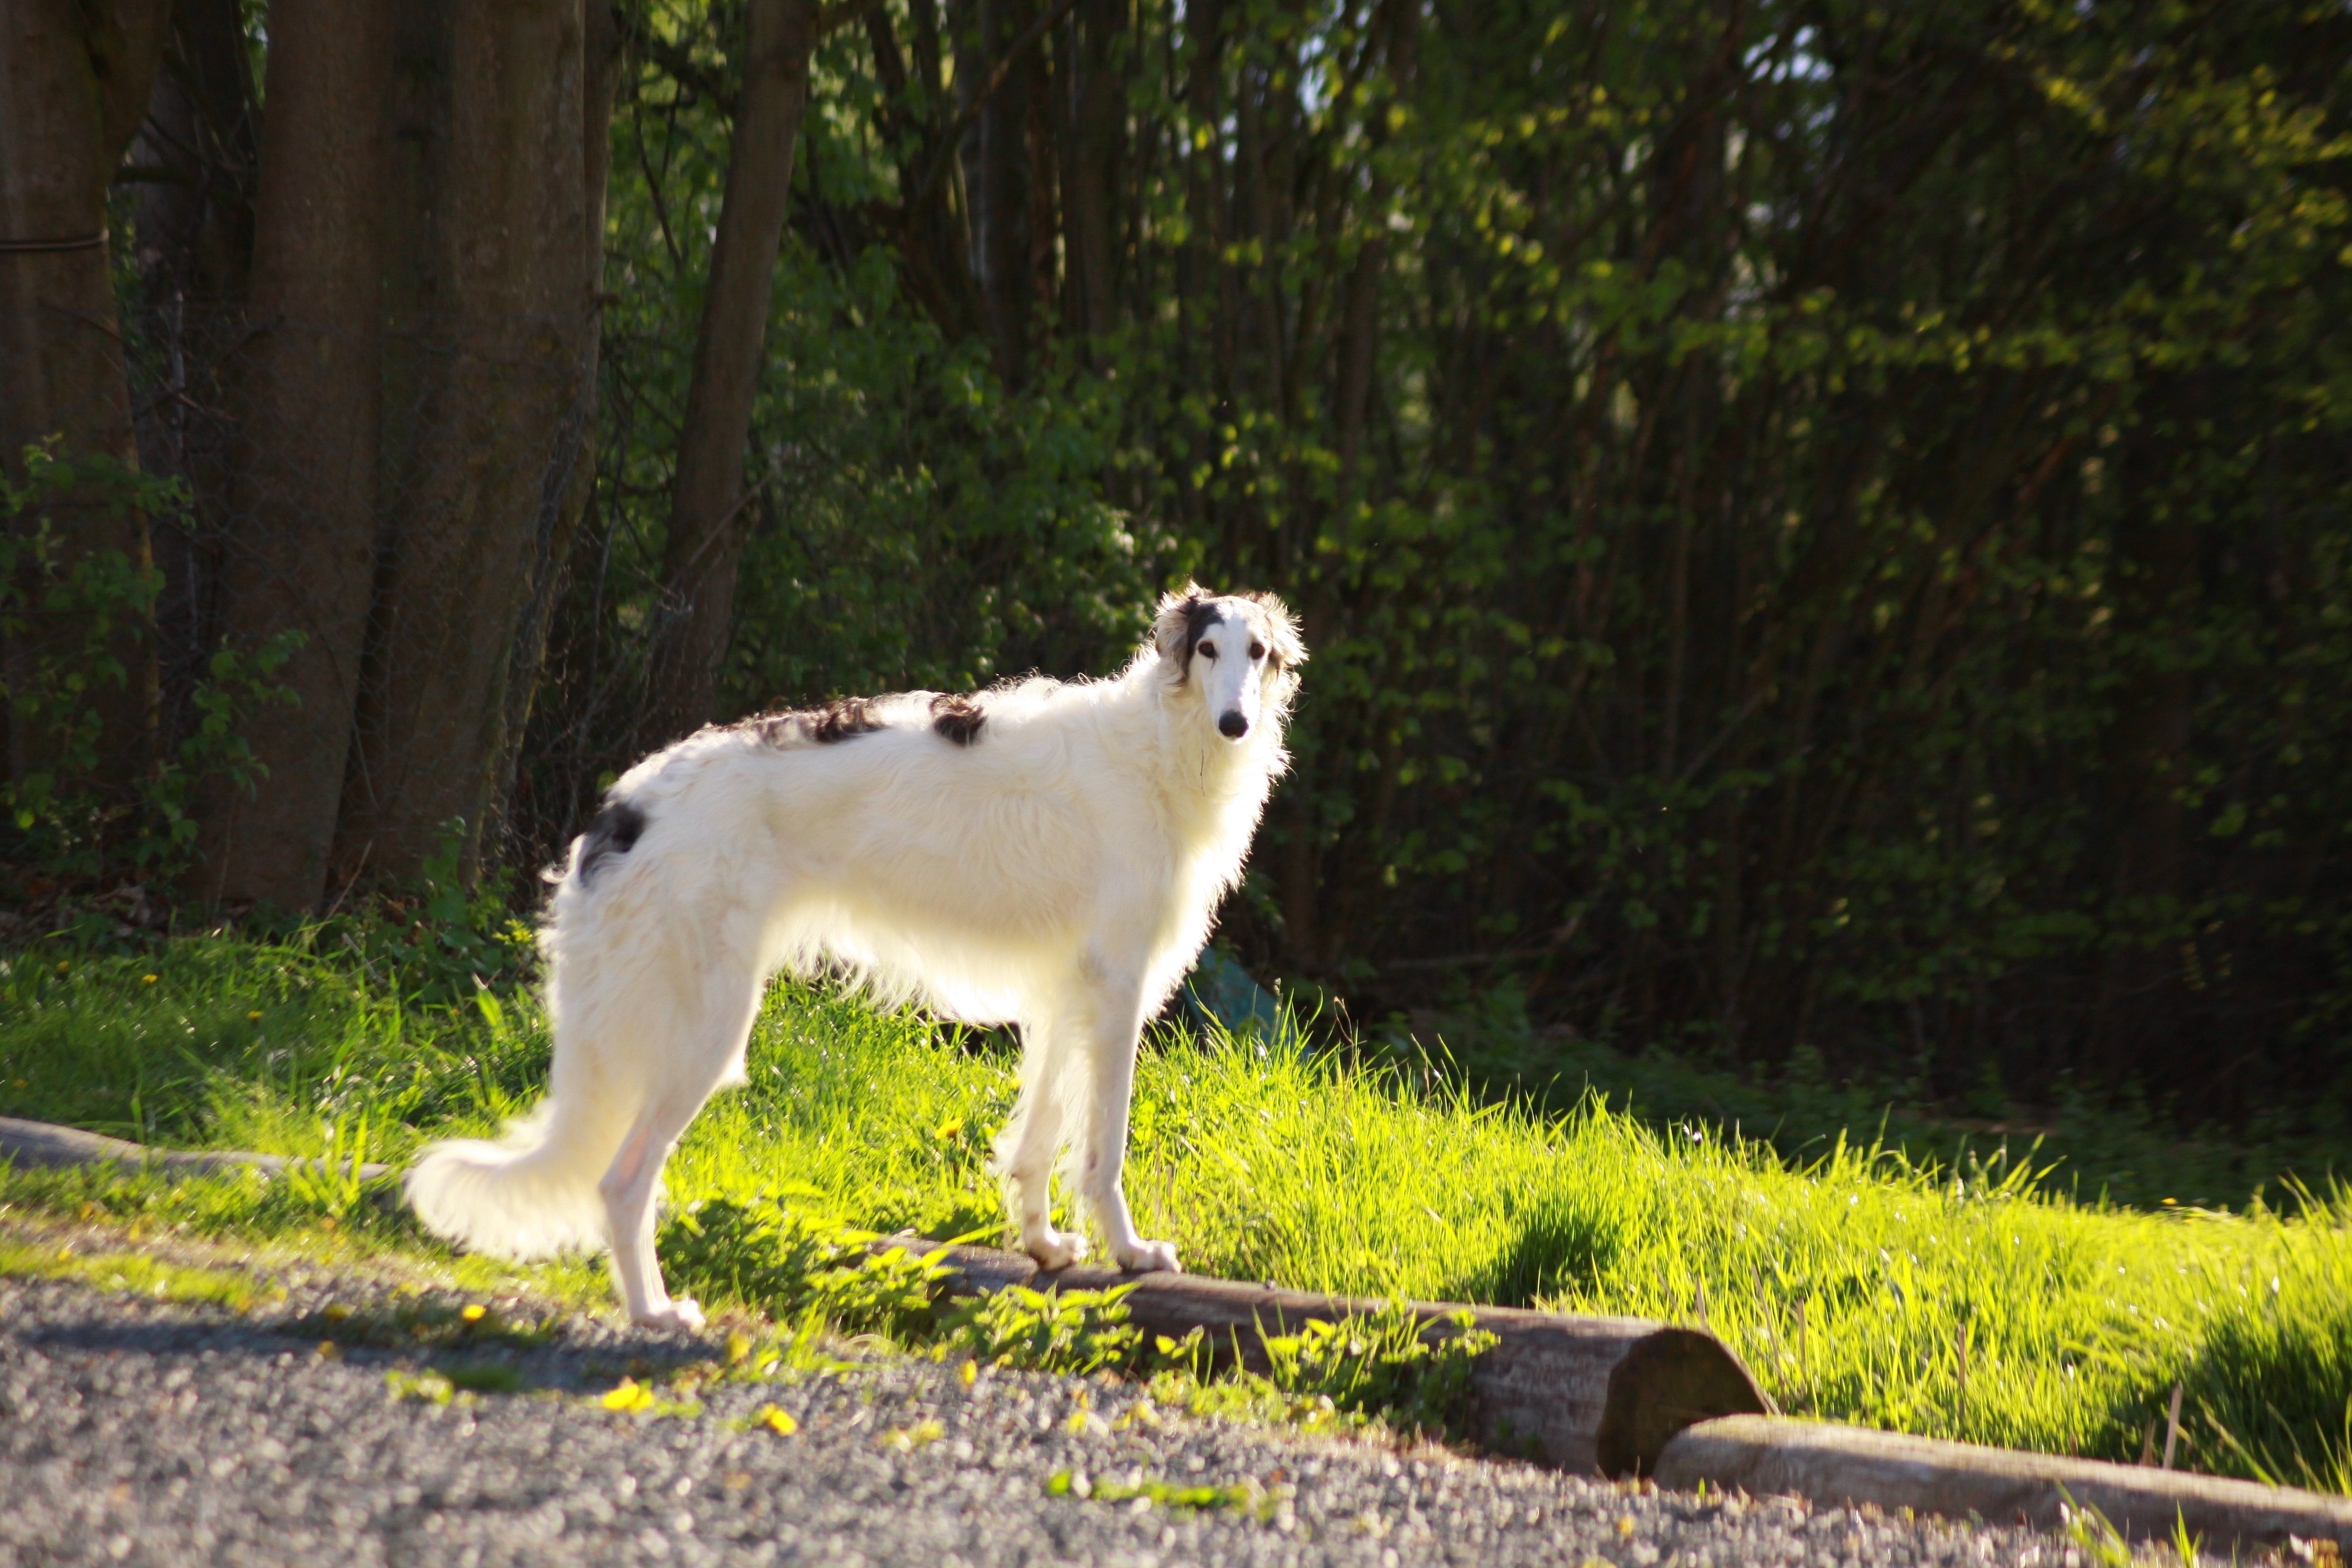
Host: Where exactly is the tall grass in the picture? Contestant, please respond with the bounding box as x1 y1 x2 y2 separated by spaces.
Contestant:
3 933 2349 1493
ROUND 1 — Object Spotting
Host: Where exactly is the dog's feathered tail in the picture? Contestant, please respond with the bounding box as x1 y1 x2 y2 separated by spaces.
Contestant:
404 1093 632 1260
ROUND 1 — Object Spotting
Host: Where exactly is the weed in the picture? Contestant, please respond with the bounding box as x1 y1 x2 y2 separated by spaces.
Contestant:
2058 1492 2135 1568
2167 1507 2205 1567
657 1197 950 1340
1047 1467 1289 1519
879 1418 945 1451
290 1297 556 1353
739 1403 799 1435
444 1363 526 1394
595 1376 700 1419
1259 1306 1495 1440
937 1284 1148 1376
385 1369 464 1406
0 1238 268 1313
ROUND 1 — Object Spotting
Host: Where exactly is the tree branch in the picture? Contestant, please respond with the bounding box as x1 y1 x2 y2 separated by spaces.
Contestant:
905 0 1084 214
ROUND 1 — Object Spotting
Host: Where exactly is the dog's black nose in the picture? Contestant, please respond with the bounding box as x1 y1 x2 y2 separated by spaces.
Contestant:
1219 711 1249 738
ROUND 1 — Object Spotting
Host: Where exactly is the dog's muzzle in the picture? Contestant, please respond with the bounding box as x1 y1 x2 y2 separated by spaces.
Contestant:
1218 711 1249 739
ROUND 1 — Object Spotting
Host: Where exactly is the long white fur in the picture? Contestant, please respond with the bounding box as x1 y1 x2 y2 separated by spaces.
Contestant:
404 585 1305 1328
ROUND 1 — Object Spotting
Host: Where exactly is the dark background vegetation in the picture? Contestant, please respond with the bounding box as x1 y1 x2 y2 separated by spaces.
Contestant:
6 0 2352 1147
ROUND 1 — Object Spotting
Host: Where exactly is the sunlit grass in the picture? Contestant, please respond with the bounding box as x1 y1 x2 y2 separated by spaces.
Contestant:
0 1235 273 1313
4 932 2350 1493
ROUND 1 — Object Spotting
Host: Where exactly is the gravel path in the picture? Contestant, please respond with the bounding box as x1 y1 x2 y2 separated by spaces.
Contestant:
0 1266 2092 1568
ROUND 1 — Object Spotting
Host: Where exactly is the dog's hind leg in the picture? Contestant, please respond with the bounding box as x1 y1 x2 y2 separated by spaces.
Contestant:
996 1012 1088 1271
1073 969 1180 1275
599 966 764 1330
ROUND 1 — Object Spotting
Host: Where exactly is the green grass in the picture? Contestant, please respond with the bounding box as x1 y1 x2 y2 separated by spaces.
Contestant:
1398 992 2352 1216
0 1235 274 1313
4 931 2352 1494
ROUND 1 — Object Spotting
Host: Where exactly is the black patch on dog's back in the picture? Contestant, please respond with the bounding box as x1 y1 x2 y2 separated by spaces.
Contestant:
740 696 890 746
578 800 647 887
930 693 985 745
807 696 886 742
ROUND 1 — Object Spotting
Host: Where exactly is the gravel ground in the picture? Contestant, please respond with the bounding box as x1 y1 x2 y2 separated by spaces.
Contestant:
0 1266 2098 1568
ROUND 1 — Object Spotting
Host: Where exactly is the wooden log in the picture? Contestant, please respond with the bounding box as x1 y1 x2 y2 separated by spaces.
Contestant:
0 1116 393 1183
878 1235 1774 1475
1655 1414 2352 1556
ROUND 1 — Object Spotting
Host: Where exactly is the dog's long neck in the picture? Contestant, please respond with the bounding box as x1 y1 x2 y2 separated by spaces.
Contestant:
1090 649 1287 1001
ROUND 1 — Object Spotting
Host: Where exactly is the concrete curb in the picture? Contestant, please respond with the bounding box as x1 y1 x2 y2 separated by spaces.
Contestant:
1657 1414 2352 1557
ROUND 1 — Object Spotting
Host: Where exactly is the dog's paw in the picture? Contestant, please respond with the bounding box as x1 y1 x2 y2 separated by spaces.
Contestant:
1025 1229 1089 1272
635 1296 706 1333
1113 1238 1182 1275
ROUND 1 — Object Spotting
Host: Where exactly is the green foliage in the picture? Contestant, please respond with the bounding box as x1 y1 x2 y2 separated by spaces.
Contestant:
542 0 2352 1136
1257 1305 1496 1441
657 1196 950 1340
1 441 300 883
1044 1469 1268 1516
938 1283 1149 1377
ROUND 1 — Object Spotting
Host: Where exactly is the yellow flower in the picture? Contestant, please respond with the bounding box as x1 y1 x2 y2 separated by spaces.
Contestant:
958 1359 979 1388
460 1303 487 1323
756 1404 798 1436
141 975 158 984
601 1378 656 1413
247 1011 264 1021
933 1118 964 1142
881 1419 944 1452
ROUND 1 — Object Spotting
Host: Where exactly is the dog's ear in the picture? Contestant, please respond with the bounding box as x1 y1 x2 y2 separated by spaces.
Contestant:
1152 583 1217 682
1242 591 1307 673
1241 590 1306 720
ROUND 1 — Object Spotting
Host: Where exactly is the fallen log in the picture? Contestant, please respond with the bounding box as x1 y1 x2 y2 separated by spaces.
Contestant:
0 1115 394 1183
1656 1414 2352 1556
878 1234 1773 1476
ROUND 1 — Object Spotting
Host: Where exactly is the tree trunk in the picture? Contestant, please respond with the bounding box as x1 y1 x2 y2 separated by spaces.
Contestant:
0 0 171 805
2091 492 2197 1085
194 0 395 912
963 0 1038 386
130 0 255 309
338 0 593 882
1055 0 1122 344
639 0 821 747
496 0 622 834
128 0 259 768
865 0 981 342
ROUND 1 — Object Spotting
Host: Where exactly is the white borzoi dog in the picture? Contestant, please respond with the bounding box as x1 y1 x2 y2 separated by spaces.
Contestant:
405 586 1304 1328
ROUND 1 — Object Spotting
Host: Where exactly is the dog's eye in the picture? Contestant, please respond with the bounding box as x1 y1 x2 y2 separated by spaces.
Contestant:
1249 641 1266 661
1198 641 1218 659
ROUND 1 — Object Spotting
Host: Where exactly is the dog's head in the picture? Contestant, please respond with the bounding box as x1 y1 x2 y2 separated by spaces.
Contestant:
1151 584 1306 743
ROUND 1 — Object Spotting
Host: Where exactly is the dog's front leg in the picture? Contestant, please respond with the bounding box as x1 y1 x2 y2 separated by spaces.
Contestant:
999 1017 1088 1271
1080 1007 1180 1275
